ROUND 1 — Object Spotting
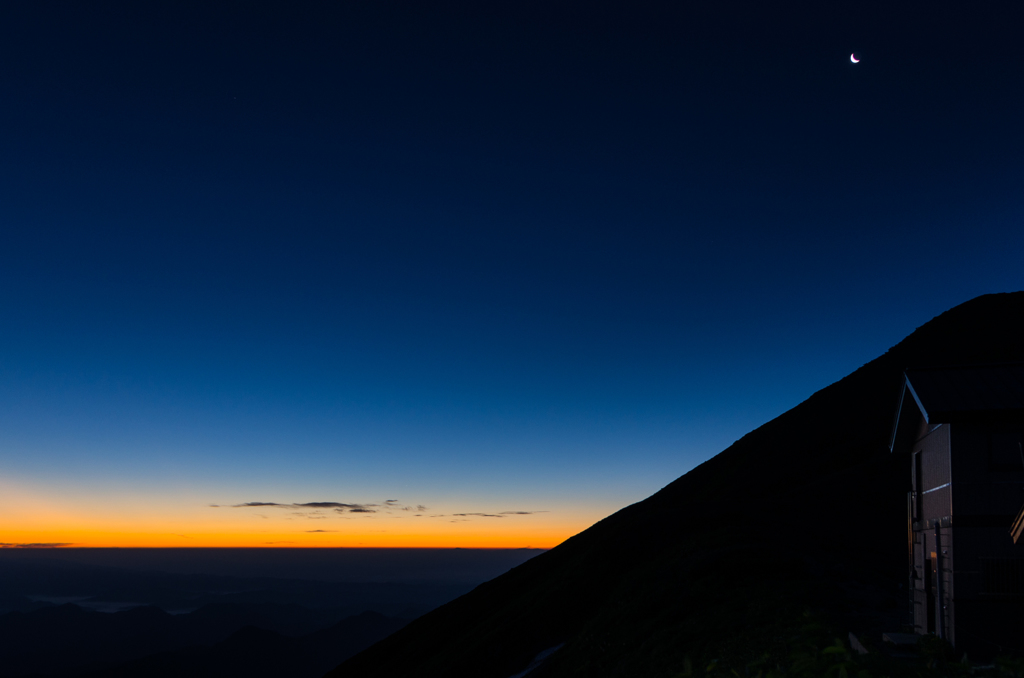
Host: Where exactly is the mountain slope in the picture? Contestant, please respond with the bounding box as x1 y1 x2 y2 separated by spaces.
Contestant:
326 292 1024 678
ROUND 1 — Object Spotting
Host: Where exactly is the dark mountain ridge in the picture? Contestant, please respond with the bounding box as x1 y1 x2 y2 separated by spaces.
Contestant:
0 555 474 617
0 602 405 678
327 292 1024 678
89 610 407 678
0 549 535 677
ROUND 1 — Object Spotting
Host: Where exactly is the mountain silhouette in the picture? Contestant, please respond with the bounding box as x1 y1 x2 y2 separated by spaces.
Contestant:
89 610 406 678
326 292 1024 678
0 602 406 678
0 551 513 678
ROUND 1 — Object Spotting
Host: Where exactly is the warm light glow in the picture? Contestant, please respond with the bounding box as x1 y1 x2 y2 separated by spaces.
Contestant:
0 528 573 549
0 480 597 548
0 524 579 549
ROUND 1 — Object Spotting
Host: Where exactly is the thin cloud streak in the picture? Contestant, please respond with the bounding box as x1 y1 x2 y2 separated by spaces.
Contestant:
211 500 548 522
212 501 385 513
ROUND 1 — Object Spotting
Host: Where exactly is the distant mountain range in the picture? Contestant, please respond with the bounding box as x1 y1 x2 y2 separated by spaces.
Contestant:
0 601 405 678
0 556 477 678
0 555 480 619
326 292 1024 678
89 609 407 678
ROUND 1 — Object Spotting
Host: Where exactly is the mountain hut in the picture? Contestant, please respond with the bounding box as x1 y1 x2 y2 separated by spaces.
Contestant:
889 363 1024 656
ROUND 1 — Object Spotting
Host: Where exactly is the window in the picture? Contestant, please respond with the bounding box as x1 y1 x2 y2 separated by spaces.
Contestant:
981 558 1024 596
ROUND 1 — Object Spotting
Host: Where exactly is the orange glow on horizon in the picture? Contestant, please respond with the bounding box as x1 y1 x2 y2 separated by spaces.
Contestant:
0 479 605 549
0 506 588 548
0 527 573 549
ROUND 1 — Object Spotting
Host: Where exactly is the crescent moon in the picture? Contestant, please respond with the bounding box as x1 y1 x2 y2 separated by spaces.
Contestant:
850 53 860 63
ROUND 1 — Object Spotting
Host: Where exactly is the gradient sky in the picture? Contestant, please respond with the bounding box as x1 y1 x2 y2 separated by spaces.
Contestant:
2 1 1023 548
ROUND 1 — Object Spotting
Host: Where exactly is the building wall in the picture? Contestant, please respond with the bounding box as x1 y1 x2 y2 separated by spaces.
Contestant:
909 420 1024 654
948 422 1024 657
910 423 952 641
950 422 1024 518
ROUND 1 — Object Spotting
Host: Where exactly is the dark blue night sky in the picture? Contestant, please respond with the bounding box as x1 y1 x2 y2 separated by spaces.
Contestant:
1 1 1022 546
